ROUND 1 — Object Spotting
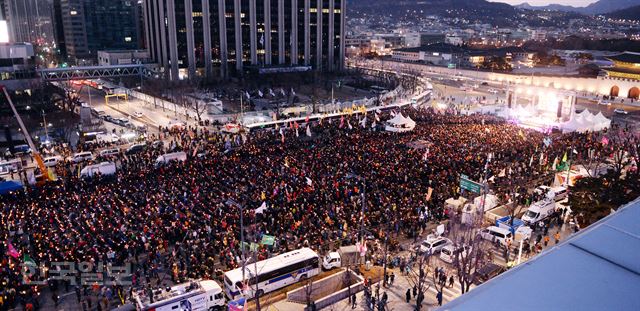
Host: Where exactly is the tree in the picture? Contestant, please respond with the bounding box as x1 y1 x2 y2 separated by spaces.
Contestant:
577 64 601 77
481 57 512 72
304 278 315 309
608 129 632 181
405 252 436 311
447 212 491 294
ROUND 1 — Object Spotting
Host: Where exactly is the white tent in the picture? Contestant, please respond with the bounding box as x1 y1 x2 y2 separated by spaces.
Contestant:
562 110 611 133
385 114 416 132
578 109 595 123
473 194 500 211
593 112 611 130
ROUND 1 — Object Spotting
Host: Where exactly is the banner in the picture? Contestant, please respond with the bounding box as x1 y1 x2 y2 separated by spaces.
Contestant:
261 235 275 246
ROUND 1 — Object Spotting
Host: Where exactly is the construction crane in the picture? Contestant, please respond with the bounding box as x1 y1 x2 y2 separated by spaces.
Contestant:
1 85 51 182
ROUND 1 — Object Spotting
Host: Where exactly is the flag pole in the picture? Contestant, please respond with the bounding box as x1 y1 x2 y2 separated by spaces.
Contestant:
240 93 244 125
565 146 573 186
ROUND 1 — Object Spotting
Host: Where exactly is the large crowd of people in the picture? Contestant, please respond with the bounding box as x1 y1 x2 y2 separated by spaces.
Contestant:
0 107 627 310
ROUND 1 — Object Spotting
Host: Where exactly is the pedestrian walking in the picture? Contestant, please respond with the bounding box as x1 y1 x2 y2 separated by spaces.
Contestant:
406 288 411 303
351 293 357 309
436 291 443 306
390 273 395 285
52 292 59 307
554 231 560 244
449 275 455 288
544 235 550 247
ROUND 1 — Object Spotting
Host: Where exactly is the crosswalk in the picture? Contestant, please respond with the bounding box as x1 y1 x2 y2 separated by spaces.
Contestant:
423 277 468 303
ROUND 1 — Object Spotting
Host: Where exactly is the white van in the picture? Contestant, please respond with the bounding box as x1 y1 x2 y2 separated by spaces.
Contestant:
155 151 187 166
522 199 557 225
99 148 120 158
69 152 93 163
43 156 63 167
80 162 116 178
440 244 472 264
534 185 568 201
480 226 513 246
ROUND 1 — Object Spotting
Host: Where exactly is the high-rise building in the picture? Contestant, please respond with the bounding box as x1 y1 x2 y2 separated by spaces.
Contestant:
1 0 55 44
143 0 346 80
55 0 143 64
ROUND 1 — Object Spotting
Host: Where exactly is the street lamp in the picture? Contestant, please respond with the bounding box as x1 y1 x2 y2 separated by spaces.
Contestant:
225 199 247 285
42 111 49 143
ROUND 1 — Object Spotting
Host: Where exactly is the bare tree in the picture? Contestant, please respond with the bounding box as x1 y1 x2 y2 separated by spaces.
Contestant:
404 252 435 311
304 278 315 309
583 141 609 178
609 129 631 181
448 212 491 294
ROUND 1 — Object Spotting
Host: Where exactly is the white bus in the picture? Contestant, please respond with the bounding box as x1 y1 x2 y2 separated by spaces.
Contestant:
411 91 432 106
223 248 320 299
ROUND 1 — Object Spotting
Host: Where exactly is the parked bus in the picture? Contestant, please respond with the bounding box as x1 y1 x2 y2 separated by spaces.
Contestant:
223 248 320 299
411 91 432 106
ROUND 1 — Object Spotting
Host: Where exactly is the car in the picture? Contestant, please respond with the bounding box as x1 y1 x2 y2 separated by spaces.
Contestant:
43 156 63 167
99 148 120 158
125 143 146 155
440 244 472 264
597 100 612 106
151 140 164 149
474 263 506 285
168 120 186 130
614 108 628 115
102 115 114 122
13 144 31 156
417 236 452 254
68 152 94 163
116 118 132 127
133 111 144 118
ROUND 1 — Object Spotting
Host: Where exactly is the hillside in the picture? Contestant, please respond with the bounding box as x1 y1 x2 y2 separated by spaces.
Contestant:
516 0 638 15
605 5 640 20
516 3 577 12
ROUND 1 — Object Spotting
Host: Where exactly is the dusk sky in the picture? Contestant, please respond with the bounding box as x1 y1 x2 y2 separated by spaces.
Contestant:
489 0 599 7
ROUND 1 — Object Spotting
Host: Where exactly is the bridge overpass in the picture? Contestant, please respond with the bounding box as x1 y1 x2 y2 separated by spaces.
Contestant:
37 64 158 81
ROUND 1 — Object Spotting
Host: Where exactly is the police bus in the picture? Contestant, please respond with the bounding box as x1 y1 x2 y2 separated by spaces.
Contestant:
223 248 320 299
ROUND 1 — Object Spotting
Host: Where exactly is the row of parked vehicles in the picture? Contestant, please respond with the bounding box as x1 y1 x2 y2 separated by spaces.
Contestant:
416 185 569 266
40 141 190 179
134 247 324 311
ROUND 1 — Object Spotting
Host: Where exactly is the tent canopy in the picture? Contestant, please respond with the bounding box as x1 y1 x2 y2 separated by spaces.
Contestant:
0 181 23 195
562 110 610 133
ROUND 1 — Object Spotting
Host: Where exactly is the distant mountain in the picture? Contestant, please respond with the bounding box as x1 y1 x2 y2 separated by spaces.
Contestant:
348 0 519 26
605 5 640 20
516 0 639 15
516 3 578 12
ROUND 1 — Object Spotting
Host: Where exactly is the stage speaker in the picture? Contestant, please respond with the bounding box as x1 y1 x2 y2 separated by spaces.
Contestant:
557 100 563 118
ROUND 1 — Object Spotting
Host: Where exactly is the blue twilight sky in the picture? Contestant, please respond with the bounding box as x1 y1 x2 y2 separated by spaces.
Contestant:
489 0 599 7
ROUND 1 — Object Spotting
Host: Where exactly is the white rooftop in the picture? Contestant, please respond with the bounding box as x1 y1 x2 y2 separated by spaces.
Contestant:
440 197 640 311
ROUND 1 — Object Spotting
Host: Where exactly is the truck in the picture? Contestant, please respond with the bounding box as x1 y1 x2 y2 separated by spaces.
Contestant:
80 162 116 179
133 279 225 311
322 245 360 270
155 151 187 166
521 198 557 225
